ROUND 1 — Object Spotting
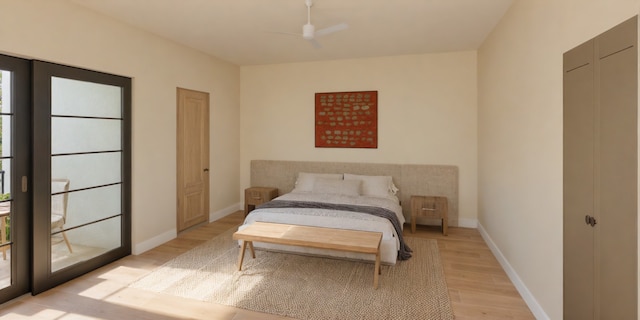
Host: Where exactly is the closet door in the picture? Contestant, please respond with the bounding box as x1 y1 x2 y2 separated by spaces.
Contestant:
563 16 637 320
597 17 637 318
563 40 595 320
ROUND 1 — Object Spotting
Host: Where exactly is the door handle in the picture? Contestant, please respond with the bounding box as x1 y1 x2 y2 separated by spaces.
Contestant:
203 168 209 172
585 215 597 227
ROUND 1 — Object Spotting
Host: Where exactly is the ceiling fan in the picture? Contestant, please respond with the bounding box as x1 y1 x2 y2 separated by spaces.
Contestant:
276 0 349 48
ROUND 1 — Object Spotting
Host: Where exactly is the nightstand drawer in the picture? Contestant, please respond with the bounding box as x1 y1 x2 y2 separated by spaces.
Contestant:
414 205 441 219
412 197 440 218
247 190 267 202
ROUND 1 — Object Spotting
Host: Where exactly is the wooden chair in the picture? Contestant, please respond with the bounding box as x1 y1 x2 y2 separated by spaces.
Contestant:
0 202 10 260
51 179 72 253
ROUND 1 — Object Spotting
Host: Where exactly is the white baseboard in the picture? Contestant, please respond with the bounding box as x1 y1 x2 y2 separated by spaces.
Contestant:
457 218 478 228
132 229 176 255
477 222 550 320
132 203 242 255
209 202 242 222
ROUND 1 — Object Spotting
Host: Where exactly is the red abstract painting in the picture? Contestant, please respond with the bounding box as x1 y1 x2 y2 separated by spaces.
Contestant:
315 91 378 148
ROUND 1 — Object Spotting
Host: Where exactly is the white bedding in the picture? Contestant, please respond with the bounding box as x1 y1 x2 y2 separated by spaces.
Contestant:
238 191 405 265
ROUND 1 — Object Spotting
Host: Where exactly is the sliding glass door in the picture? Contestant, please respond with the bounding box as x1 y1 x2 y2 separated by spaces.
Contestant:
0 56 130 299
0 54 31 303
32 61 131 294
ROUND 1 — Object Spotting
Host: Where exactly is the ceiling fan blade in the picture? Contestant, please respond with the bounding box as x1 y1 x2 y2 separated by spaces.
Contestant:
267 30 302 38
315 23 349 37
308 38 322 49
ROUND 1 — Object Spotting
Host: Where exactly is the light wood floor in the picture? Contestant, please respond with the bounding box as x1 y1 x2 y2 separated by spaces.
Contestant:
0 211 535 319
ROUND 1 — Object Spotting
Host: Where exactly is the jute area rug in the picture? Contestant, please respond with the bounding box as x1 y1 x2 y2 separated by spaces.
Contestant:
130 228 454 320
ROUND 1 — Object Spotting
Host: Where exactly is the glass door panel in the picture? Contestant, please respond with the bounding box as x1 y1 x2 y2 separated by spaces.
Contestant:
0 54 30 303
52 153 122 189
0 71 13 290
49 77 124 272
32 61 130 294
52 216 122 271
51 118 122 154
52 76 123 118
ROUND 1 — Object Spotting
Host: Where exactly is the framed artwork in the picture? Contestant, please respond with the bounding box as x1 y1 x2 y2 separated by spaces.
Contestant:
315 90 378 148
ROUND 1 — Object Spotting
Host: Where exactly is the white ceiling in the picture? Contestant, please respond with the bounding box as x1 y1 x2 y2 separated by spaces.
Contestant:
69 0 514 66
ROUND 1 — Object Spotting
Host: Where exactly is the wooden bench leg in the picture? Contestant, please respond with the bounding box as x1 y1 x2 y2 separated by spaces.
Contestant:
248 241 255 258
374 249 381 289
237 240 249 271
236 240 257 271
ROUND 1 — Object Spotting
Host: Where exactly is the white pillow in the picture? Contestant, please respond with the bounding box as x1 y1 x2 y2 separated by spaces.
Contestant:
312 178 361 196
293 172 343 193
343 173 399 198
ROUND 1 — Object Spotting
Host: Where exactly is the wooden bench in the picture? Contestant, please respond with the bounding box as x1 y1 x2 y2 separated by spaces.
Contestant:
233 222 383 289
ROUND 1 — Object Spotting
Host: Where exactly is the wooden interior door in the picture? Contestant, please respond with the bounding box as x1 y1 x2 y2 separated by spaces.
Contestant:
176 88 210 232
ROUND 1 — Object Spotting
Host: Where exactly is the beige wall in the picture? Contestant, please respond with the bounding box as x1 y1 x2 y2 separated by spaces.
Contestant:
478 0 639 318
240 52 478 225
0 0 241 252
9 0 640 317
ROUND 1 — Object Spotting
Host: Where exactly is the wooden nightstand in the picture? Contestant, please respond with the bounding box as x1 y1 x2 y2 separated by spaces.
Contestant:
244 187 278 216
410 195 448 235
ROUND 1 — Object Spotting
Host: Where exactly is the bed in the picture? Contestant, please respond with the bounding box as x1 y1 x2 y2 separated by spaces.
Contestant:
241 160 458 265
239 172 409 265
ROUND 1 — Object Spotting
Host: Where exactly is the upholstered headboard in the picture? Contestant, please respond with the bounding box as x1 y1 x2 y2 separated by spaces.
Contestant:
250 160 459 227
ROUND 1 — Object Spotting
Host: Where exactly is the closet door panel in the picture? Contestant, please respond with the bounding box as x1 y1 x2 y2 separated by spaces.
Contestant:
598 44 637 320
562 40 595 320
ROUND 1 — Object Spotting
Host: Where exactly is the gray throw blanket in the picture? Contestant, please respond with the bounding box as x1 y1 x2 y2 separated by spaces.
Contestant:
256 200 412 260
